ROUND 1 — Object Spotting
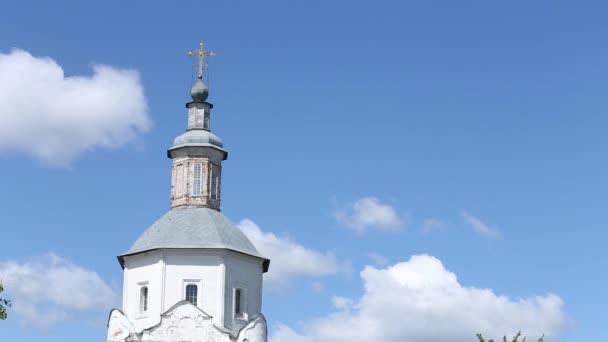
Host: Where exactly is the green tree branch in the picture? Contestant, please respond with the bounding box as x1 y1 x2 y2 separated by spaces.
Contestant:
477 331 548 342
0 282 11 320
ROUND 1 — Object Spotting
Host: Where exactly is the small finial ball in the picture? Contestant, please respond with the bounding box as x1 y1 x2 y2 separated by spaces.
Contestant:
191 79 209 102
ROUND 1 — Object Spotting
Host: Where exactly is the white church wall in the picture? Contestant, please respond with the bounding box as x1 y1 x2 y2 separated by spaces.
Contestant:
123 251 163 332
223 252 264 333
163 250 224 327
122 249 265 335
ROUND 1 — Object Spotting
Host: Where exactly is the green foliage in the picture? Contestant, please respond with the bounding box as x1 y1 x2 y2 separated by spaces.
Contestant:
476 331 547 342
0 281 11 320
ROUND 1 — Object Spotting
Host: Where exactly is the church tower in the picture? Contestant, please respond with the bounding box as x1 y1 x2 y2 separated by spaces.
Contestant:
107 42 270 342
169 49 224 211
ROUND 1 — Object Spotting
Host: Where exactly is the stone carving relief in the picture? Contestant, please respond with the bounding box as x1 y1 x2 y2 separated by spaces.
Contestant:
141 301 229 342
107 310 137 342
236 314 267 342
107 302 267 342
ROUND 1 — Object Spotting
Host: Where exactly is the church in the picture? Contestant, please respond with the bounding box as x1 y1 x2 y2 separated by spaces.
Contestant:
106 42 270 342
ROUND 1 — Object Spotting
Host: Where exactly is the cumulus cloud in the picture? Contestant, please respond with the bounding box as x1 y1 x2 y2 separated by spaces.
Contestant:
335 197 402 232
462 212 502 240
238 219 345 287
0 253 118 328
270 255 569 342
0 49 151 166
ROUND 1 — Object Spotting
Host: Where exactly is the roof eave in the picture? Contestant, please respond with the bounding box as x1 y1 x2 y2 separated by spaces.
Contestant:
167 144 228 160
117 247 270 272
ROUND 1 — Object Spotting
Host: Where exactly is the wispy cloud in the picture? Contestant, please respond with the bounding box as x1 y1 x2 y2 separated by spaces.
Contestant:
0 49 151 166
462 212 502 240
0 253 118 328
238 219 347 287
310 281 325 294
335 197 402 232
368 253 389 267
420 218 447 235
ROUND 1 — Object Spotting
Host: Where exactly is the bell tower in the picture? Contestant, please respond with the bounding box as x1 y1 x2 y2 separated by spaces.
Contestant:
168 42 226 210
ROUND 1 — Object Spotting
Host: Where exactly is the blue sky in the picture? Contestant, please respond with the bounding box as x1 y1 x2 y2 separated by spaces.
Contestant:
1 1 607 341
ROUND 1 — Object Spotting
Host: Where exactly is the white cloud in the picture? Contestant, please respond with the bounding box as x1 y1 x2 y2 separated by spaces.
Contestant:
238 219 344 287
335 197 402 232
0 49 151 166
420 218 447 235
462 212 502 240
0 253 118 328
270 255 569 342
331 296 355 312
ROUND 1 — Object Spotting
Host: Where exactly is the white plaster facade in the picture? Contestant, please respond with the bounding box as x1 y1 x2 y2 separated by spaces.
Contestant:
120 249 264 334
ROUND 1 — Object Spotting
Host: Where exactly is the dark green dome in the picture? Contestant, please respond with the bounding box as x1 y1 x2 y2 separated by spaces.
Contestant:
191 79 209 102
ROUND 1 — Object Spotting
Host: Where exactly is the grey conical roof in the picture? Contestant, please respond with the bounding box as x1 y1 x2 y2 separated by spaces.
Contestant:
119 207 269 271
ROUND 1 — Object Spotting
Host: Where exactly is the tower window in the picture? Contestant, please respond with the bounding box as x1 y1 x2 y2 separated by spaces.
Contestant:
234 288 242 317
185 284 198 306
214 175 220 199
209 165 215 198
139 286 148 314
192 163 202 196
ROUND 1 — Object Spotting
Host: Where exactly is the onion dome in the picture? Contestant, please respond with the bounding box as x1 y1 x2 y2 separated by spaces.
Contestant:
191 78 209 102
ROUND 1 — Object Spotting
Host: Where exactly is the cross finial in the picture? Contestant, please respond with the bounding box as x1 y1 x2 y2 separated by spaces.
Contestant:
188 41 216 79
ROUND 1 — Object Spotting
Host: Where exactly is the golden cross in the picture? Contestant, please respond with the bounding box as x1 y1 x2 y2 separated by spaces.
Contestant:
188 41 216 79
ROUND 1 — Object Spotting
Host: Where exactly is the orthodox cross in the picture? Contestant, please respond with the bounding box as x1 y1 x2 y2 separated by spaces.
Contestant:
188 41 216 79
